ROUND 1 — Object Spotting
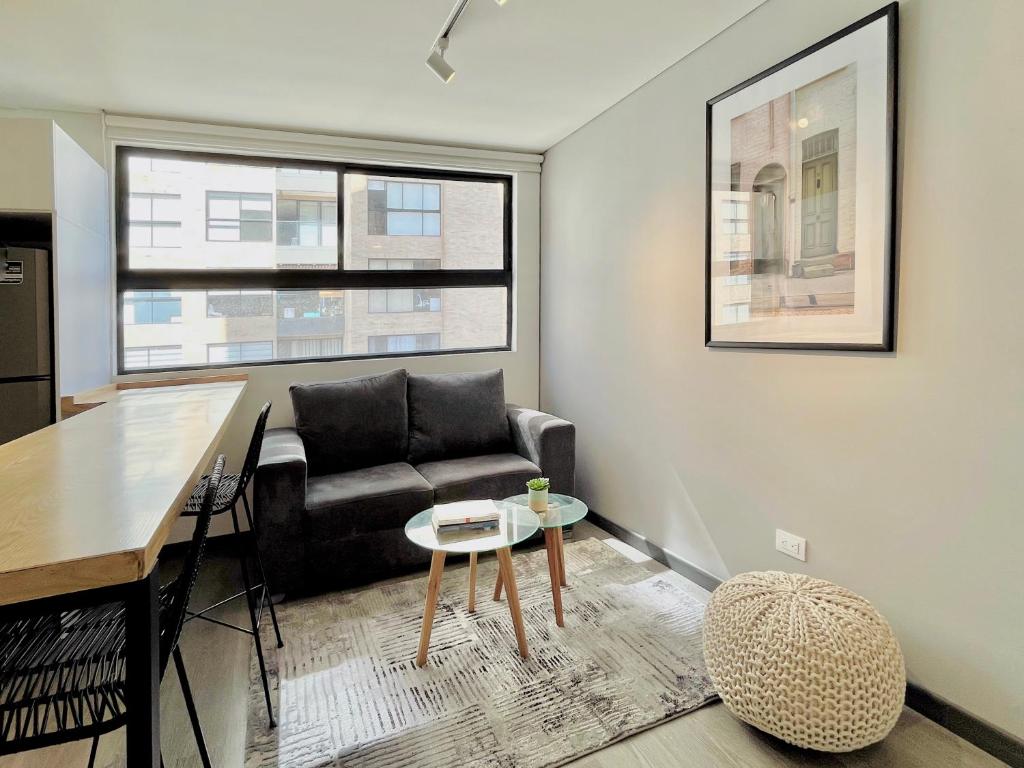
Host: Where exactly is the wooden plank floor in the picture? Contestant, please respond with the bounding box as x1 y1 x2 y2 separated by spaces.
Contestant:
1 520 1006 767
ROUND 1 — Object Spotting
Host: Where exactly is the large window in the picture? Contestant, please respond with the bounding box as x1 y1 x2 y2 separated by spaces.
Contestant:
116 148 511 372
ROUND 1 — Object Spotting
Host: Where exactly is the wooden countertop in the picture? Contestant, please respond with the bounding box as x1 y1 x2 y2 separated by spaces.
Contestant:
0 380 246 606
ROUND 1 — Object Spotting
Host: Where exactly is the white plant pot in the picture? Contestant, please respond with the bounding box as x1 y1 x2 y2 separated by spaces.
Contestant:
528 487 549 512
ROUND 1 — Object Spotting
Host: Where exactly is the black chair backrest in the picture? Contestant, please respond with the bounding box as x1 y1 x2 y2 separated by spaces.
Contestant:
160 454 225 672
232 401 272 504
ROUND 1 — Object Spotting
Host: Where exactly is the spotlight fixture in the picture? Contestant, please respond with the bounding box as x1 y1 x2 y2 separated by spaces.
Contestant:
426 0 506 84
426 37 455 83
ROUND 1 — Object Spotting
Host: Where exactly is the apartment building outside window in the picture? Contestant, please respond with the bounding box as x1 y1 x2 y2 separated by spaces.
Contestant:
206 191 273 242
368 333 441 354
124 290 182 325
129 193 182 248
124 345 184 370
367 180 441 236
207 341 274 364
116 147 511 372
276 197 337 247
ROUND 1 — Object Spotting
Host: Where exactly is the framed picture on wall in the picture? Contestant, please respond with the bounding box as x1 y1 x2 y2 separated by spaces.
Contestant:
705 3 898 351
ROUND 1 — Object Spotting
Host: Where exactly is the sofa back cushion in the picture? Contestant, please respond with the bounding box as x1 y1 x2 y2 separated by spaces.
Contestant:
290 369 409 476
407 369 511 464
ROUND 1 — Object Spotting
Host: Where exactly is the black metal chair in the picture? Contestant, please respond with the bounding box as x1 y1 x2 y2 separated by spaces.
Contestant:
0 455 226 768
182 401 283 727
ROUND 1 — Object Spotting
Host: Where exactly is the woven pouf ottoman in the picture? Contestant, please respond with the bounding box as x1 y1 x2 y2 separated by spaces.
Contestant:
703 571 905 752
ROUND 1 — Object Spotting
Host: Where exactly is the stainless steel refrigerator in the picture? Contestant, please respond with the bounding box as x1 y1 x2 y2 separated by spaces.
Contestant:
0 247 54 444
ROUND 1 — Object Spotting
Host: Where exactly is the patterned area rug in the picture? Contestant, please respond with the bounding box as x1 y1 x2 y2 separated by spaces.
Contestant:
244 537 716 767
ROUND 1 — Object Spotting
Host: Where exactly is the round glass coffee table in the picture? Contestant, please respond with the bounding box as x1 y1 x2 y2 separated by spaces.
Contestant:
405 502 539 666
496 494 588 627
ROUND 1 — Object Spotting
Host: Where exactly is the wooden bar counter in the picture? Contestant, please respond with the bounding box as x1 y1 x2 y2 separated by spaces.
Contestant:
0 379 246 767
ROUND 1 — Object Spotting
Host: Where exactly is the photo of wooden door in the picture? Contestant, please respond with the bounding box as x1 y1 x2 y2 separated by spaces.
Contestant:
800 129 839 260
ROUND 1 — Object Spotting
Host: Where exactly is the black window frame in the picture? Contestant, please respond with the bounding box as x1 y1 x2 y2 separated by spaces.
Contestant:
115 146 514 374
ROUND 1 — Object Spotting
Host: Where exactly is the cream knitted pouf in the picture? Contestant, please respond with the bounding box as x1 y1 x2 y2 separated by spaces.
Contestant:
703 571 905 752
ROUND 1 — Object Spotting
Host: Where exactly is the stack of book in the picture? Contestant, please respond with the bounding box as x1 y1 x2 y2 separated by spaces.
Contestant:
432 499 501 539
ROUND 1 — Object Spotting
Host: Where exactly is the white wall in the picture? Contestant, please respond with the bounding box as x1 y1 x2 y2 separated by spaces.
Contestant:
0 108 104 165
541 0 1023 739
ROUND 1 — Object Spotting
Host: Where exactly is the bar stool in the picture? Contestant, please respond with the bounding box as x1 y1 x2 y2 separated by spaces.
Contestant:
0 455 227 768
183 401 283 727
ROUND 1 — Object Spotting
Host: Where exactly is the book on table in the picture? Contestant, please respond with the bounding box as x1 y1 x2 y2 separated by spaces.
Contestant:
432 499 500 534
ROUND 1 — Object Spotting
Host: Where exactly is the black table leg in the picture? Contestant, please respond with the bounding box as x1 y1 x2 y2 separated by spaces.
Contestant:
125 564 161 768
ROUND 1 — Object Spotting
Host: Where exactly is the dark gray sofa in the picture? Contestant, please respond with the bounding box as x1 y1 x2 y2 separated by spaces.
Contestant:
255 368 575 595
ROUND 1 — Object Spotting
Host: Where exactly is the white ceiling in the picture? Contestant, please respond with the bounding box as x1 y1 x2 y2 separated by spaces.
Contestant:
0 0 763 153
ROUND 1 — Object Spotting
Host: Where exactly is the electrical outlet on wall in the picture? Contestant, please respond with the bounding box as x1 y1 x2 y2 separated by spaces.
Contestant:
775 529 807 561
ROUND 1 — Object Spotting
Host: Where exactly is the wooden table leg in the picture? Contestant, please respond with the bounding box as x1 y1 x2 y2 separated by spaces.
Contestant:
492 561 504 601
496 547 528 659
468 552 478 613
416 551 446 667
556 528 567 587
544 529 565 627
125 566 161 768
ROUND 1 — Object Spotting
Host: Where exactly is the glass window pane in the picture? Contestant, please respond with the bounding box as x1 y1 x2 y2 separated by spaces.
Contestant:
344 172 503 269
277 221 299 246
151 196 181 221
368 289 387 313
402 183 423 210
386 182 403 209
121 287 505 370
240 221 273 242
208 224 239 241
126 154 337 270
208 197 239 219
298 201 319 221
277 199 299 221
388 289 415 312
368 180 386 191
299 222 319 246
129 195 152 221
322 223 337 248
387 211 422 236
422 184 440 211
129 224 152 247
423 212 441 236
152 224 182 248
241 196 272 218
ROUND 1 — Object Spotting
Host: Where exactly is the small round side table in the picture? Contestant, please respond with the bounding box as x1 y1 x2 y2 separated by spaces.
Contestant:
405 502 539 666
496 494 588 627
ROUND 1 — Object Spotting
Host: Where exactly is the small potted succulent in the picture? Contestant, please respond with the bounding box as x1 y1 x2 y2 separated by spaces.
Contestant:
526 477 550 513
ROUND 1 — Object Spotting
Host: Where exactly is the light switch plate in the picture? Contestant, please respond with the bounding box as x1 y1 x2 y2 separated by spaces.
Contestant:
775 529 806 561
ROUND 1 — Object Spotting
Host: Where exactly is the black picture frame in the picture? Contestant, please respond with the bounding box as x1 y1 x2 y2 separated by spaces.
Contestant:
705 3 899 351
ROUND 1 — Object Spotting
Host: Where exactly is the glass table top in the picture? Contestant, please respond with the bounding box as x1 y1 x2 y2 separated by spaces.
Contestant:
405 501 540 554
502 493 588 529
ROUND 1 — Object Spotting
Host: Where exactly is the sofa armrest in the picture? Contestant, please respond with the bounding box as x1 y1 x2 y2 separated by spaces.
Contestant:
254 427 309 595
507 405 576 495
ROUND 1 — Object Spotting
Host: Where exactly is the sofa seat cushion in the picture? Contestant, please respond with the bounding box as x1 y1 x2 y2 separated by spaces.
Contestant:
407 369 512 464
305 462 433 540
415 453 541 504
290 369 409 476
